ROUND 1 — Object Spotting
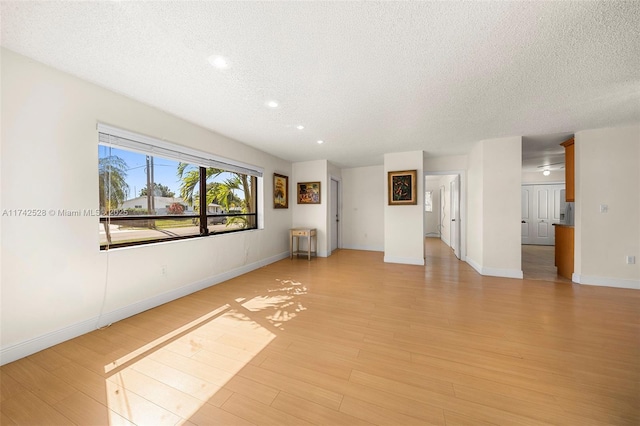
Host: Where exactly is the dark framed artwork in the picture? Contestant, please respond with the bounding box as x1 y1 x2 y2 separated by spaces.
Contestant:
273 173 289 209
388 170 417 205
297 181 321 204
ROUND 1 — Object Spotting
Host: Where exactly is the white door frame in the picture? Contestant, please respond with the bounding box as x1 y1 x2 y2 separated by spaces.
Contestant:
330 176 341 253
450 175 461 259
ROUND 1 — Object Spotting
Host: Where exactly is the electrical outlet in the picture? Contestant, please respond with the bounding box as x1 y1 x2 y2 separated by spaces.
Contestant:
600 204 608 213
161 265 167 275
626 256 636 265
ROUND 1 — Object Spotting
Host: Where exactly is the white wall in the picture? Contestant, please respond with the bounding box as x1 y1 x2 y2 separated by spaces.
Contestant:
574 125 640 289
341 166 384 251
424 154 468 172
292 159 329 256
384 151 424 265
467 143 484 268
483 138 522 275
1 49 293 364
466 137 523 278
328 162 342 180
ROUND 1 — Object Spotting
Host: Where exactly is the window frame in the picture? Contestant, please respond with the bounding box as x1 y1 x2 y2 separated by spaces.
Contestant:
98 124 262 251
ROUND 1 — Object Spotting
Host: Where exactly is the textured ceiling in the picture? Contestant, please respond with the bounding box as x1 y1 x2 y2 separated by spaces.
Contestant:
2 1 639 168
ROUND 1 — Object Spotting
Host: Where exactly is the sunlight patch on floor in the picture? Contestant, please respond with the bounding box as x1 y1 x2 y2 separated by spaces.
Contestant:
243 279 308 329
104 278 308 424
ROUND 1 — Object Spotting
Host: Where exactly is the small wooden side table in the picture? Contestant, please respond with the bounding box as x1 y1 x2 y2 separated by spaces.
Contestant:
290 228 317 260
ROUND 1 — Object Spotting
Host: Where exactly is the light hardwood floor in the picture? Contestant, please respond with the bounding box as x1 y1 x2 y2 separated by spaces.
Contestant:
2 239 639 425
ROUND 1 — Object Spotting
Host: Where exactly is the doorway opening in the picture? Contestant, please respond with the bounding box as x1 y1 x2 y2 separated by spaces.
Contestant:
424 172 465 262
330 177 340 254
521 133 572 279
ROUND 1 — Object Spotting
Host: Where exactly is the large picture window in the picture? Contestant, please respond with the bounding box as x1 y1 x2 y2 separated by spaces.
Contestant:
98 125 261 250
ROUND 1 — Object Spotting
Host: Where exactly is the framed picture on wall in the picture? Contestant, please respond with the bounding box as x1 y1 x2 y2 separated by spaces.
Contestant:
388 170 417 205
297 181 321 204
273 173 289 209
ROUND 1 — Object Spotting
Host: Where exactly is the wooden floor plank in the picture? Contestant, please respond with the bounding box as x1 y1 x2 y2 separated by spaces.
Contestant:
220 392 314 426
271 391 371 426
103 379 181 425
0 390 74 425
186 400 256 426
129 356 230 403
339 394 441 425
106 367 209 419
221 375 279 406
53 391 135 426
0 370 28 403
49 362 111 406
1 358 76 405
452 383 602 425
349 369 550 426
238 363 344 411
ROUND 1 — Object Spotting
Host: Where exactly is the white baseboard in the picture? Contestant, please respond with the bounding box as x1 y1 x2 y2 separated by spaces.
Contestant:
572 274 640 290
384 255 425 266
441 236 451 247
0 317 98 368
0 251 289 366
341 244 384 252
466 256 523 279
466 256 482 274
483 267 524 279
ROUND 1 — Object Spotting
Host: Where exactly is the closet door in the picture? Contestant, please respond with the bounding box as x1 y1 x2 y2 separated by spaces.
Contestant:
532 185 553 245
522 184 564 245
521 186 533 244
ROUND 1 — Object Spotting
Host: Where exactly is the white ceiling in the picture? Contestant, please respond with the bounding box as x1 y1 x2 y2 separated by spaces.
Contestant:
2 1 639 168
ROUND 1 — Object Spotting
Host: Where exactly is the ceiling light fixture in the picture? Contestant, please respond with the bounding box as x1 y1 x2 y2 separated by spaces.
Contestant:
296 125 305 130
207 55 229 69
543 170 551 176
266 101 279 108
317 140 324 144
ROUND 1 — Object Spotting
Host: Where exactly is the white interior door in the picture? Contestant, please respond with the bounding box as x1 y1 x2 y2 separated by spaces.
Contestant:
522 184 564 245
534 186 553 245
450 176 461 259
521 186 533 244
330 178 339 253
440 186 445 238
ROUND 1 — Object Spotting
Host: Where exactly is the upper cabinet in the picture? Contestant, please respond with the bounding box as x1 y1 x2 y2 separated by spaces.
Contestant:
561 137 575 202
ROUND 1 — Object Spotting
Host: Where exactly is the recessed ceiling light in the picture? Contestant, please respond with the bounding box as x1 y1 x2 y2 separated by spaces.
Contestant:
317 140 324 144
266 101 279 108
543 170 551 176
296 125 305 130
207 55 229 69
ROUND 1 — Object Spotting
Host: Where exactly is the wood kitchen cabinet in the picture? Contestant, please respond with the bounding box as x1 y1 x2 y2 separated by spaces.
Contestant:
554 224 574 280
561 137 575 202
